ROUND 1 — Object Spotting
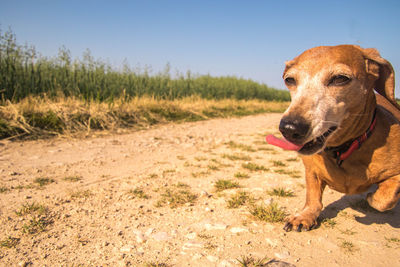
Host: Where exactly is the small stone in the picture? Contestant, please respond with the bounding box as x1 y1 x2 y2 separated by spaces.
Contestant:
206 255 219 262
266 238 278 247
205 223 228 231
145 228 154 236
182 241 203 250
219 260 232 267
274 250 290 260
120 246 132 253
192 253 202 261
136 247 145 256
186 232 197 239
152 231 169 241
230 227 248 234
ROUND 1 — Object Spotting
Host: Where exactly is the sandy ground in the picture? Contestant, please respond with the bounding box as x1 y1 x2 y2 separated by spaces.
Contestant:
0 113 399 266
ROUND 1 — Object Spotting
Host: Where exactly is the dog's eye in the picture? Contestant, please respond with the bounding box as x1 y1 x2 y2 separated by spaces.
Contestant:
284 77 296 86
329 75 351 86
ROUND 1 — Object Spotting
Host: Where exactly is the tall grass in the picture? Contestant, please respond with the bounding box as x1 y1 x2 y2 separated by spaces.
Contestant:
0 28 290 103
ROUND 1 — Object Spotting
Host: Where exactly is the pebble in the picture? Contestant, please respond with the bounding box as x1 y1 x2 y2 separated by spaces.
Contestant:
120 246 132 253
185 232 197 239
219 260 233 267
274 250 290 260
151 231 170 241
204 223 228 231
230 227 248 234
145 228 154 236
206 255 219 262
266 238 278 247
182 241 203 250
191 253 202 261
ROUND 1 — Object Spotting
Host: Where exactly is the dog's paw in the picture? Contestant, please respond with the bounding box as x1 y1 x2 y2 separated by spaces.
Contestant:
283 213 317 232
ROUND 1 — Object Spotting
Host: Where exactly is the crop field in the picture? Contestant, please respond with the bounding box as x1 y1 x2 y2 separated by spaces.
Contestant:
0 29 289 140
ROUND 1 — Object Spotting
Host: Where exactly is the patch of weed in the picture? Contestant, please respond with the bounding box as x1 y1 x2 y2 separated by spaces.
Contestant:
22 216 52 234
16 202 48 216
63 175 82 182
267 187 294 197
339 240 357 253
0 186 9 193
148 173 158 179
340 228 357 235
271 160 286 167
222 153 251 161
214 179 240 192
145 263 171 267
234 172 250 179
226 141 256 152
0 236 20 248
242 162 268 172
321 218 337 228
70 190 92 199
207 164 220 171
250 203 287 223
227 191 253 208
286 157 299 162
237 255 270 267
129 188 150 199
175 182 190 188
191 171 210 178
33 177 55 187
156 188 197 208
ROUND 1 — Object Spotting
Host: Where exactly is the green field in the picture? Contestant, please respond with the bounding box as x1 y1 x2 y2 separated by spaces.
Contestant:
0 29 289 139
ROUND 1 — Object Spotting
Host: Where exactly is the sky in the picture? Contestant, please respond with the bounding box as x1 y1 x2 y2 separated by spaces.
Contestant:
1 0 400 96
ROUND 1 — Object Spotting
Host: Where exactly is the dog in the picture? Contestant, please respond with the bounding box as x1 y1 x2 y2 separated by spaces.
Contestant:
266 45 400 232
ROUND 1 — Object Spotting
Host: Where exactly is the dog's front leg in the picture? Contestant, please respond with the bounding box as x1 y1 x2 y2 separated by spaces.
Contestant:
284 169 326 232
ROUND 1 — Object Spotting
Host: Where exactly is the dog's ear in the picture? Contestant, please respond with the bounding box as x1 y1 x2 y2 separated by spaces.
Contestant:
359 47 399 108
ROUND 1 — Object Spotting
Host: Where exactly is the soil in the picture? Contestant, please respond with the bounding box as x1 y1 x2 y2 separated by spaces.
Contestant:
0 113 399 266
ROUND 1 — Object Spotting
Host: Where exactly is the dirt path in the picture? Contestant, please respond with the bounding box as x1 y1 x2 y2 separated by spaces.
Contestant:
0 113 399 266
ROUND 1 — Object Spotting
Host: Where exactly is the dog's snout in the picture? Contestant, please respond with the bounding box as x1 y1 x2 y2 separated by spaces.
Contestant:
279 116 310 144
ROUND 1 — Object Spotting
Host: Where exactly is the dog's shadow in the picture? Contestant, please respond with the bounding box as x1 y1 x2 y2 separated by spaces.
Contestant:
318 187 400 229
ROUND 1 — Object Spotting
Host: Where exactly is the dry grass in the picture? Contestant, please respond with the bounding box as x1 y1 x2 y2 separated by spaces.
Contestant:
0 96 288 139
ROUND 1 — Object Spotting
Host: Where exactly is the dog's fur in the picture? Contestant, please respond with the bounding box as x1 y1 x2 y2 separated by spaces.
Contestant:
280 45 400 231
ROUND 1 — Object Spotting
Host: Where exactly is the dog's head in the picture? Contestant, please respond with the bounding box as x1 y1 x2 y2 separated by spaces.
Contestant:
280 45 396 155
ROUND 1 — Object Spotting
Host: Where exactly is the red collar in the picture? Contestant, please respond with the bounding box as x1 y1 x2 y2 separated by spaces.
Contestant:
325 109 377 166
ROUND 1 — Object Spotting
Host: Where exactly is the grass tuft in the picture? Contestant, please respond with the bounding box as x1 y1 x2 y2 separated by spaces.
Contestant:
227 191 253 208
250 203 287 223
33 177 55 187
237 255 270 267
16 202 48 217
222 153 251 161
156 188 197 208
63 175 82 182
129 188 150 199
0 236 20 248
226 141 256 152
267 187 295 197
234 172 250 179
242 162 268 172
214 179 240 192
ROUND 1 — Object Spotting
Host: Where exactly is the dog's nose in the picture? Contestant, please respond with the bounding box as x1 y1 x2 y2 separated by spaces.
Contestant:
279 116 310 144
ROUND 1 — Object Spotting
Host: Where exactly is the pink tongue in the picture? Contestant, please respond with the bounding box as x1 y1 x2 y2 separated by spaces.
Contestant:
266 134 303 151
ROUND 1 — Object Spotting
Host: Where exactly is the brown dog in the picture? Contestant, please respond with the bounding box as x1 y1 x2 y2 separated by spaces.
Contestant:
266 45 400 232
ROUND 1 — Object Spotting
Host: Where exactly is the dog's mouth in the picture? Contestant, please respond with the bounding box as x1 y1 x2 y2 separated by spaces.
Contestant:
266 126 337 155
297 126 337 155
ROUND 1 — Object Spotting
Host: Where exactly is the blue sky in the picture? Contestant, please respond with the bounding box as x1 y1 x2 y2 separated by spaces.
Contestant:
1 0 400 96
